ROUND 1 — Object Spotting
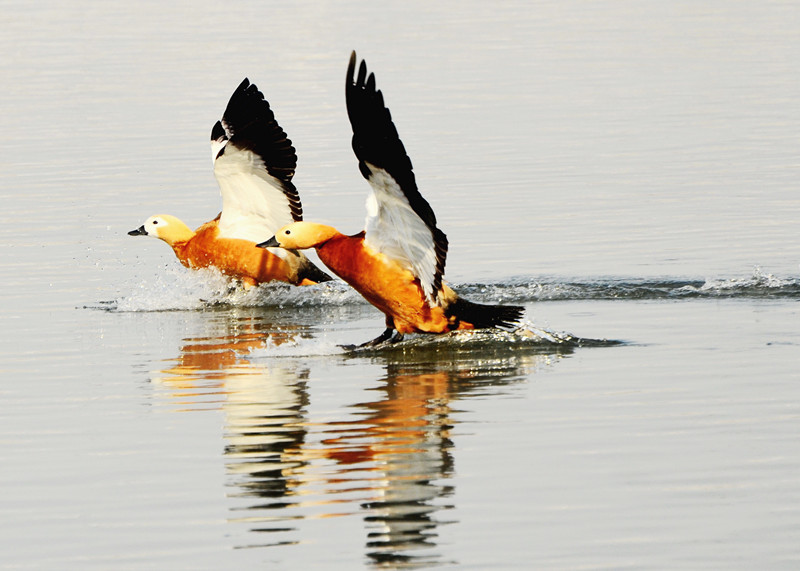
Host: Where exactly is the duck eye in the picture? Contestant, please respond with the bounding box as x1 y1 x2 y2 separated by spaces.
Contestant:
284 229 291 235
153 220 159 225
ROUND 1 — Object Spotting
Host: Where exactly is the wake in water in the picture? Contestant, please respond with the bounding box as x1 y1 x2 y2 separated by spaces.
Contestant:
95 264 800 313
341 326 622 355
83 265 797 359
245 325 619 362
460 266 800 303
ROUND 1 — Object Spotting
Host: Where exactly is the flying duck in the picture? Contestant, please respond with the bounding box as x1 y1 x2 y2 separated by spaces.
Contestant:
129 78 332 287
259 52 524 345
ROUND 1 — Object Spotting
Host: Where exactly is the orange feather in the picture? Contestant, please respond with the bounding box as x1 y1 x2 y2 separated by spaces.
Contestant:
316 232 468 334
172 220 322 287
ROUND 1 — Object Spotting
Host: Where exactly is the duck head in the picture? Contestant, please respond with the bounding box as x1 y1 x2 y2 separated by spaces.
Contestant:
128 214 194 246
257 222 340 250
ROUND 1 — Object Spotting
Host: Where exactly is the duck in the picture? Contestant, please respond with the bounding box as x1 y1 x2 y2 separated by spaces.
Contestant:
129 78 332 288
259 52 524 345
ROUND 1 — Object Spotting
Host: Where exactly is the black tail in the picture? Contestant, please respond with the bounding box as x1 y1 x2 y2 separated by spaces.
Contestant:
447 297 524 330
298 259 334 284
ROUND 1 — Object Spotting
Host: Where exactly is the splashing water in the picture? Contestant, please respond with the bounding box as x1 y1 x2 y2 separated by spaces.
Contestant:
99 265 364 312
683 266 798 296
243 324 621 362
92 264 800 313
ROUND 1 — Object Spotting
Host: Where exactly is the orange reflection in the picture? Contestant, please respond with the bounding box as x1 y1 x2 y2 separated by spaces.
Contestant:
151 313 563 566
154 312 304 407
321 369 456 466
253 357 544 567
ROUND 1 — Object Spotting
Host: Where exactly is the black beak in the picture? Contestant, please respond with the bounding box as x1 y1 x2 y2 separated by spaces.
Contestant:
257 235 280 249
128 225 147 236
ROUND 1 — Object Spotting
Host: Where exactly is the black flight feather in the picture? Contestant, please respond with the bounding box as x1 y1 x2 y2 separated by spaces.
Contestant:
346 51 448 298
213 78 303 222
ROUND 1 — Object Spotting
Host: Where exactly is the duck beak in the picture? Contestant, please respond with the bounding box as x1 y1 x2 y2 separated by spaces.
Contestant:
257 236 280 249
128 225 147 236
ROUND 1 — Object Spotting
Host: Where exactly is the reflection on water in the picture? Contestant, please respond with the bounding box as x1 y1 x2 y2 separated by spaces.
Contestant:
153 310 310 412
151 309 567 567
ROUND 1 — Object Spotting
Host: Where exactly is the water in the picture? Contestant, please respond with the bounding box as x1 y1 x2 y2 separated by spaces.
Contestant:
2 1 799 569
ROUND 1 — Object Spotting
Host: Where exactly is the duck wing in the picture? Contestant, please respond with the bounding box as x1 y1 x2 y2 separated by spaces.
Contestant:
211 78 302 243
346 52 448 304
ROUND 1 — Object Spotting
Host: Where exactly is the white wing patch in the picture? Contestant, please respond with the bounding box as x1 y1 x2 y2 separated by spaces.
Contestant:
213 142 296 244
363 164 440 305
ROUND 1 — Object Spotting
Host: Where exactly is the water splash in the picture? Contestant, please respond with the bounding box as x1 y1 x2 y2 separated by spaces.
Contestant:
98 265 363 312
678 267 799 297
244 325 621 362
247 333 346 359
348 326 622 355
92 265 800 312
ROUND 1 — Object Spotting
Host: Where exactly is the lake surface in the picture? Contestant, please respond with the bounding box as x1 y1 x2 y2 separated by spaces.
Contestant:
2 1 799 569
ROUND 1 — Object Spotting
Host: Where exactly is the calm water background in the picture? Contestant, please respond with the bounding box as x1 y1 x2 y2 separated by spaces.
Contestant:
2 1 799 569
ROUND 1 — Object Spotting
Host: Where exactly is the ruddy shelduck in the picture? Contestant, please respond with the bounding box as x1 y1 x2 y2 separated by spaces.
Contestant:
259 52 523 345
129 79 331 287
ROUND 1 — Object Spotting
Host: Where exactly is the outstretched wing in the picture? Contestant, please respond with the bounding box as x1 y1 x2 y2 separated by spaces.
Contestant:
212 78 302 243
346 52 448 304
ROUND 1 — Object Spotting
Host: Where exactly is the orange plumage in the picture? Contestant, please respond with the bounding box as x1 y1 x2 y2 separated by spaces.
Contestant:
316 232 457 334
262 221 523 341
130 77 331 287
173 218 324 287
259 53 523 345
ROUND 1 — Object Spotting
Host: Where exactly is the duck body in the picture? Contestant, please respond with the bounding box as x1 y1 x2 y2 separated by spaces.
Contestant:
262 221 523 337
259 52 523 344
317 231 452 334
129 78 331 287
130 214 329 287
176 220 324 287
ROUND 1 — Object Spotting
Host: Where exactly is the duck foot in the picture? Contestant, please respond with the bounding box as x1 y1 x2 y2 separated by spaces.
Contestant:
359 327 394 347
361 329 406 347
360 327 395 347
339 329 405 351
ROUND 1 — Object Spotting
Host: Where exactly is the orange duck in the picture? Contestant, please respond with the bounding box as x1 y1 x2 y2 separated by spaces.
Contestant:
129 78 331 287
259 53 523 345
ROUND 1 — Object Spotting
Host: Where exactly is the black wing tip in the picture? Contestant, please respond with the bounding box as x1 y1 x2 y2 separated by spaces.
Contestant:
210 120 226 142
345 52 414 183
217 74 298 184
224 77 271 122
346 50 362 84
346 51 381 118
236 77 251 91
347 50 443 261
348 51 357 78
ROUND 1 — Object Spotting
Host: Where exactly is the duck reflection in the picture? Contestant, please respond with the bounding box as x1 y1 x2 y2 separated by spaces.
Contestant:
333 365 461 568
152 308 314 536
323 354 547 568
152 312 568 566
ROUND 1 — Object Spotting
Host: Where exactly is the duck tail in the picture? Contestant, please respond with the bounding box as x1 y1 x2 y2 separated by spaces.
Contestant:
447 297 524 330
299 261 334 285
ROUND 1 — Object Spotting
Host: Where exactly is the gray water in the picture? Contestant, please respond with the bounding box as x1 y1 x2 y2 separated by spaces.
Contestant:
2 1 799 569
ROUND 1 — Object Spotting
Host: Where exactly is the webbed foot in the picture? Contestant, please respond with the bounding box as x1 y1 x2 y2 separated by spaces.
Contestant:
339 328 401 352
360 327 395 347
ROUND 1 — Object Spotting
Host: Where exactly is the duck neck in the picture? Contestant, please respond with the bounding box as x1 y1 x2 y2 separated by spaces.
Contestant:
314 231 364 279
158 220 196 248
